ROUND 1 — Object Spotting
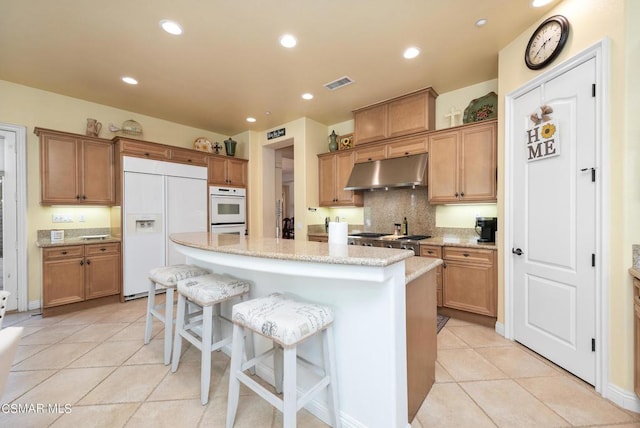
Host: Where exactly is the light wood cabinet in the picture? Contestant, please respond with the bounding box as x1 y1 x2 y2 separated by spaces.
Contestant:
354 143 387 163
118 138 171 161
36 128 115 205
428 120 497 204
43 242 121 309
442 246 496 317
170 147 208 166
634 277 640 397
420 245 443 307
307 234 328 243
353 87 437 145
387 135 428 159
318 151 363 207
208 155 248 187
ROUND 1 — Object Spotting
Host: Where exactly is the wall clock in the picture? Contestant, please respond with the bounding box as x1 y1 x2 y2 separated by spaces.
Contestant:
524 15 570 70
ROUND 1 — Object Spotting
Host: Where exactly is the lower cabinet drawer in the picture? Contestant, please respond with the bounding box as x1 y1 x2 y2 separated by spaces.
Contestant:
444 247 493 264
43 246 84 261
85 242 120 256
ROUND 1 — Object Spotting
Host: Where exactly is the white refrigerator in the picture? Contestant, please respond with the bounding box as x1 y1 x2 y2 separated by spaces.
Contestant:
122 157 207 299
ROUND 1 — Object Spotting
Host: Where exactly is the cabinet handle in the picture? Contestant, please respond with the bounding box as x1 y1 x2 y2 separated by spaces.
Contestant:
86 259 91 265
427 250 433 254
80 260 84 266
76 195 80 200
82 195 87 200
144 152 150 157
454 192 459 197
187 159 192 162
100 248 106 252
404 152 409 155
463 253 470 257
61 251 68 255
460 192 465 197
368 157 372 161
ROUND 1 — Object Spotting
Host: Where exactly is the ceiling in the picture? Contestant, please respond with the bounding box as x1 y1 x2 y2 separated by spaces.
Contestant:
0 0 557 136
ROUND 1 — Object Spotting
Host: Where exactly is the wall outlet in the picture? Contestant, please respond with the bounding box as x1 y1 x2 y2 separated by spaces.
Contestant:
52 214 73 223
78 213 86 222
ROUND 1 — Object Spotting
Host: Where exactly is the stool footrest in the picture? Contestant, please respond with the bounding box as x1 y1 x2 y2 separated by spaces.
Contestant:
236 370 285 412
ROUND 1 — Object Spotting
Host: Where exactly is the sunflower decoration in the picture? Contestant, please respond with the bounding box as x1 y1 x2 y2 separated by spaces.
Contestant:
541 123 556 139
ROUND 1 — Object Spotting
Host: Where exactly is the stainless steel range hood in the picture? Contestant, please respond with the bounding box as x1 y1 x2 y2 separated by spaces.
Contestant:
344 153 428 191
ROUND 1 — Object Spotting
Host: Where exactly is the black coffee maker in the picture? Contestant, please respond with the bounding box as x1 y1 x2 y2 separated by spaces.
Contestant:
475 217 497 243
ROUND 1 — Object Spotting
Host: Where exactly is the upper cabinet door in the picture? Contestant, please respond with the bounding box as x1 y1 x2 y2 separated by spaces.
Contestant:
81 139 115 204
428 131 460 203
354 104 388 145
387 90 436 138
459 122 497 202
38 128 116 205
41 133 81 204
226 158 247 187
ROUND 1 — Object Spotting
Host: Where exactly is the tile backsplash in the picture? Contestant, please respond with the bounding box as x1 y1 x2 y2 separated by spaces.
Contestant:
363 188 436 235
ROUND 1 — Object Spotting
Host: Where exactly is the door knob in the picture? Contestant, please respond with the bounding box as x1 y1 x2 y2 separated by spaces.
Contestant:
512 248 524 256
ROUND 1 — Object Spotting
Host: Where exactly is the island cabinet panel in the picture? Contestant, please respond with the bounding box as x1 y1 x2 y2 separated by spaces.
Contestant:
406 268 437 421
208 156 247 188
37 128 115 205
442 247 496 317
420 245 443 307
318 151 363 207
428 120 497 204
42 243 121 310
634 277 640 397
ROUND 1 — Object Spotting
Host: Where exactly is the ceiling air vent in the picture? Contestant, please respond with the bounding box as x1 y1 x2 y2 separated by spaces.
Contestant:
324 76 354 91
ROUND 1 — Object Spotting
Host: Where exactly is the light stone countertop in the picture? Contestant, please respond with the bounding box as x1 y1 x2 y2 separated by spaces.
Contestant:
36 236 121 248
170 232 415 268
405 256 443 284
419 236 497 250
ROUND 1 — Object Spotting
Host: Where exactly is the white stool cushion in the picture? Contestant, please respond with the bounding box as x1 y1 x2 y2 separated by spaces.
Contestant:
148 264 209 288
232 293 333 347
177 273 250 307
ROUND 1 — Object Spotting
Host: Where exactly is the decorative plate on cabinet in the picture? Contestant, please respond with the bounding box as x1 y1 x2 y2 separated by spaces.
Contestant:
463 92 497 123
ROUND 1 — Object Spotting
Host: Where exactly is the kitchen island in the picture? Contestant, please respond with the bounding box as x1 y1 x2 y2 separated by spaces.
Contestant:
170 232 441 428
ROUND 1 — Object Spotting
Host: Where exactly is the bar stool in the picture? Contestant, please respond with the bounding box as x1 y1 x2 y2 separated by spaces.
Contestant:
171 272 252 405
145 264 209 365
226 293 340 428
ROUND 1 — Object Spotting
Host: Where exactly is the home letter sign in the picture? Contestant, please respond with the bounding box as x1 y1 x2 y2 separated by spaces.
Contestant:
526 121 559 162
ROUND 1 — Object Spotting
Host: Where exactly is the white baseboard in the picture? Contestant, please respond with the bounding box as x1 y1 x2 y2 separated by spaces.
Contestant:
605 382 640 413
495 321 505 337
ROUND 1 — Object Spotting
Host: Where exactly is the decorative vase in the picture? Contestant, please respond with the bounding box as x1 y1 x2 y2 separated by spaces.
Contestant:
328 130 338 152
86 118 102 137
224 137 237 157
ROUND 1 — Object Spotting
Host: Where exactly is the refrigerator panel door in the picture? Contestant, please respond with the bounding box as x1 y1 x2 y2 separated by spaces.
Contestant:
123 171 165 297
166 176 208 265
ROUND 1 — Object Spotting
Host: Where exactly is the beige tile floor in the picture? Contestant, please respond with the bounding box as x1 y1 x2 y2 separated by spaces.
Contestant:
0 298 638 427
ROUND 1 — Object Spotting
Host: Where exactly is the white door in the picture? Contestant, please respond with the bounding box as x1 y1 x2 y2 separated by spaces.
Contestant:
166 175 207 265
511 58 596 384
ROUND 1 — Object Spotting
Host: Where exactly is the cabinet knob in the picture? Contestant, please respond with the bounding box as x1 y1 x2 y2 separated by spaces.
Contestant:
144 152 150 157
187 159 192 162
368 157 372 161
100 248 106 252
463 253 470 257
82 195 87 200
86 259 91 265
460 192 465 197
61 251 68 255
404 152 409 155
80 260 84 266
454 192 459 197
76 195 80 200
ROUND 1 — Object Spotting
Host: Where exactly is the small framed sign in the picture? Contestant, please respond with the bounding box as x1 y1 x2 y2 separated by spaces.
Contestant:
526 121 559 162
267 128 286 140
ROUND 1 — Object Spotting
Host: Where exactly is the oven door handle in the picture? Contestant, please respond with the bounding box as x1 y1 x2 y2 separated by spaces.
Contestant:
211 222 246 226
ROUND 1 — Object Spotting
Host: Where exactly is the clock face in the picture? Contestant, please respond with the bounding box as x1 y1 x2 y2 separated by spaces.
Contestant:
525 15 569 70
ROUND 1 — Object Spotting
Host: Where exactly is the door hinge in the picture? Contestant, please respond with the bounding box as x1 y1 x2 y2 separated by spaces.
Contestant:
592 84 596 97
592 253 596 267
592 338 596 352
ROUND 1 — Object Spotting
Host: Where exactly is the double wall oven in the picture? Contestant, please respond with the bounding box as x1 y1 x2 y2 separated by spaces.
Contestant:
209 186 246 235
347 233 431 255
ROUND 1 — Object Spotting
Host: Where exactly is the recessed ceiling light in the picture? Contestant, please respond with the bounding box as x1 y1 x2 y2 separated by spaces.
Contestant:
246 117 257 123
403 47 420 59
122 76 138 85
301 93 314 100
475 18 488 27
531 0 553 7
160 20 183 35
279 34 297 48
